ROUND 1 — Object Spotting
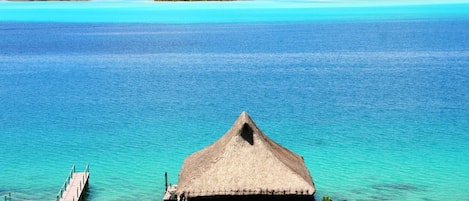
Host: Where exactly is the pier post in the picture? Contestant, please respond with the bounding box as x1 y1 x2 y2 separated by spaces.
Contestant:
165 172 168 190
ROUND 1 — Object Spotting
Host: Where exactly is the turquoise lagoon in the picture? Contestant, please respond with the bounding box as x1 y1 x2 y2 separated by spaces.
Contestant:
2 0 469 23
1 1 469 201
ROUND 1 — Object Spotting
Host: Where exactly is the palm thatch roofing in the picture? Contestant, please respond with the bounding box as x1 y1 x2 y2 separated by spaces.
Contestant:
176 112 315 198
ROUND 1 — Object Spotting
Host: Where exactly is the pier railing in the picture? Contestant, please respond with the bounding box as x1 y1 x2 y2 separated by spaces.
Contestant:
75 163 90 201
57 164 76 201
56 164 90 201
84 163 89 174
3 192 11 201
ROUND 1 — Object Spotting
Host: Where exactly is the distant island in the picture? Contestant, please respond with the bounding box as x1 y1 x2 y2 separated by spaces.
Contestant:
6 0 234 2
7 0 89 1
154 0 235 1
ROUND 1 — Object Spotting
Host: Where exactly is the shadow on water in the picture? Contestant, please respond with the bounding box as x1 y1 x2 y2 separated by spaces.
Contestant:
368 183 426 201
421 197 438 201
371 183 421 192
336 183 429 201
81 184 92 201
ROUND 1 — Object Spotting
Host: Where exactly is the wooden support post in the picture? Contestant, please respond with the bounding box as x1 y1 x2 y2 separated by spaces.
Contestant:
165 172 168 190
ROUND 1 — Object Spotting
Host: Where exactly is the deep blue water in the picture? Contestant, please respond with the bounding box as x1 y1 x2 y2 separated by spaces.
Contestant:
1 20 469 200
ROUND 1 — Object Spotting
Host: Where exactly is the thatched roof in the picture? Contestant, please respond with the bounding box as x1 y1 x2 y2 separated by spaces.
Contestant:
177 112 315 198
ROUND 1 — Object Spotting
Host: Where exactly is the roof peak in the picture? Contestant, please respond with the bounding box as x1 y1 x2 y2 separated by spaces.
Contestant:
236 111 253 124
239 111 249 122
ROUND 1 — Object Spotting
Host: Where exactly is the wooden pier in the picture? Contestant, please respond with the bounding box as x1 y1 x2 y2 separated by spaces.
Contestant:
163 172 178 201
57 164 89 201
163 185 178 201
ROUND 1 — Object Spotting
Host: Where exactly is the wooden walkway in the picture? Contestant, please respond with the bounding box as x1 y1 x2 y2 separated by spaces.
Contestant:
163 185 177 201
57 164 89 201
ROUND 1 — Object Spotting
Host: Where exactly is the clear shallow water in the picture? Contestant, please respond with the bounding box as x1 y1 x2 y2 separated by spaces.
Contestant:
2 1 469 23
1 2 469 201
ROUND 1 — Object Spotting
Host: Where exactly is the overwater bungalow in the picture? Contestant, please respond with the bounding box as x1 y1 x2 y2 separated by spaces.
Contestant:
167 112 315 201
